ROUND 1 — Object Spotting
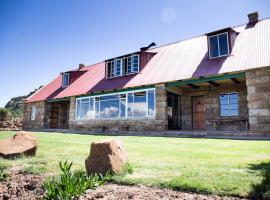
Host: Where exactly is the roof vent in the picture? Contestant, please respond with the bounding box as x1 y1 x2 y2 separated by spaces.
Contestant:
140 42 156 51
79 63 85 70
248 12 259 25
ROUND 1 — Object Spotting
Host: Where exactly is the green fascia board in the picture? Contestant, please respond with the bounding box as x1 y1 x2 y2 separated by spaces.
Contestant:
166 72 245 87
46 97 70 103
47 85 155 102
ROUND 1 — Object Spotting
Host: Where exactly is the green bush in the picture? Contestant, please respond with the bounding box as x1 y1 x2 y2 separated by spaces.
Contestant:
0 166 8 181
43 161 110 200
0 108 11 121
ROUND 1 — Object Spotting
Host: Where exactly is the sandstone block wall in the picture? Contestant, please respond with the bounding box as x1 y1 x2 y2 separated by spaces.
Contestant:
23 101 46 129
246 67 270 132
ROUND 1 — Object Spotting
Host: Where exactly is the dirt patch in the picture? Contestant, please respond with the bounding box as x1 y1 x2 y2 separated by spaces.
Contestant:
79 184 246 200
0 171 246 200
0 170 45 200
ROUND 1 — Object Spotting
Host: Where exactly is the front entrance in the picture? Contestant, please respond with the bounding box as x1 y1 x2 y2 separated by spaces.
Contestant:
50 106 59 128
192 96 205 129
167 92 180 130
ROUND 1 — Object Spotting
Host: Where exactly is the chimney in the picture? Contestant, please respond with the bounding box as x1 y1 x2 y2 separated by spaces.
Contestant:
248 12 259 25
140 42 157 51
79 63 85 70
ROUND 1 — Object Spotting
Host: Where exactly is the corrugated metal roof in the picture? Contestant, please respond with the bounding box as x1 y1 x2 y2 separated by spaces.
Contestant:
26 18 270 103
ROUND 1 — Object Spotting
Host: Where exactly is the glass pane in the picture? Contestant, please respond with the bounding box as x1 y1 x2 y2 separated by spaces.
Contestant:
120 99 126 117
133 92 147 117
220 104 229 110
230 103 238 110
100 94 119 101
230 109 239 116
221 109 229 116
95 100 100 118
76 99 81 119
100 99 119 118
147 90 155 117
127 93 133 117
132 55 139 73
127 56 132 74
209 35 219 58
80 99 90 119
86 98 95 119
219 33 229 56
220 99 228 105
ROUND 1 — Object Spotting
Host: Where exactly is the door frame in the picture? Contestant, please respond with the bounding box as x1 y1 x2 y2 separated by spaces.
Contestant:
192 95 205 130
167 92 181 130
50 105 60 129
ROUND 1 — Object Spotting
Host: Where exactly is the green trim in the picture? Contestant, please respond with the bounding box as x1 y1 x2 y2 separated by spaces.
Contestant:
166 73 245 87
76 85 155 98
47 97 70 103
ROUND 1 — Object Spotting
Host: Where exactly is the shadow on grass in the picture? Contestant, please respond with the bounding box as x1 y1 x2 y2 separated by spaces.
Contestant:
249 162 270 200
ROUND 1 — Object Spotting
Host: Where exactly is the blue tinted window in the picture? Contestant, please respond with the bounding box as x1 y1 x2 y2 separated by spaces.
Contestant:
209 36 219 58
147 90 155 118
132 54 139 73
209 32 229 58
219 33 229 56
219 93 239 116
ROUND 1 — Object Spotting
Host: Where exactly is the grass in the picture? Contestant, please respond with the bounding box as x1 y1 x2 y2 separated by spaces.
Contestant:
0 131 270 198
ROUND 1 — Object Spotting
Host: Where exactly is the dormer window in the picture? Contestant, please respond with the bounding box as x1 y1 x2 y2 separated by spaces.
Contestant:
62 73 70 88
106 54 140 78
208 32 229 59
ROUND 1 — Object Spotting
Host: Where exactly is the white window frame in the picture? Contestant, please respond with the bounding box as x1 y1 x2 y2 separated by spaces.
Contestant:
75 88 155 120
219 92 239 117
62 73 70 88
30 107 36 121
208 32 229 59
106 54 140 78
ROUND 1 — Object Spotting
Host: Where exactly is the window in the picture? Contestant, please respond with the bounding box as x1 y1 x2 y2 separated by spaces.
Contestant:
62 73 70 88
219 92 239 116
76 89 155 120
208 32 229 58
30 107 36 121
106 54 140 78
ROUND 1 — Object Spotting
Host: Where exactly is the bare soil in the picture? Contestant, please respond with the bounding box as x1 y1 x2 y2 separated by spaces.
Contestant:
79 184 247 200
0 170 45 200
0 171 247 200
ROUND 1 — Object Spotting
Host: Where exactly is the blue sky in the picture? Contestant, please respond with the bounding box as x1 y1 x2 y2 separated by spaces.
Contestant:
0 0 270 107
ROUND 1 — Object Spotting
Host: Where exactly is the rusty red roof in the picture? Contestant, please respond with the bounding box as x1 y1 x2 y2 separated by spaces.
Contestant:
26 18 270 103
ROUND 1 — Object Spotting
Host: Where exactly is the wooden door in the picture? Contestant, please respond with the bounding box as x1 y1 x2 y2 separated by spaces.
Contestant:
51 106 59 129
192 96 205 129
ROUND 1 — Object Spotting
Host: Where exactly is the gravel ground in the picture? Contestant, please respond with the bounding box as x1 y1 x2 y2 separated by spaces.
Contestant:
79 184 247 200
0 171 247 200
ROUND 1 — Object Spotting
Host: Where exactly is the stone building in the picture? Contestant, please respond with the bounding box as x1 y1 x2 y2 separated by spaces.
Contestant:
23 13 270 135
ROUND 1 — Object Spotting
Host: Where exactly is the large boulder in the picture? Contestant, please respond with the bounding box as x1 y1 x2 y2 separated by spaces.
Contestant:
85 138 128 175
0 131 37 159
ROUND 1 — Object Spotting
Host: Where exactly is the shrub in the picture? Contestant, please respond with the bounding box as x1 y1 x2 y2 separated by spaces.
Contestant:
0 166 8 181
0 108 11 121
43 161 110 200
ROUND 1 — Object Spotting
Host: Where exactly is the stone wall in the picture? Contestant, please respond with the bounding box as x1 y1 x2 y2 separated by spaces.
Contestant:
246 67 270 132
23 101 46 129
180 82 248 131
69 85 167 132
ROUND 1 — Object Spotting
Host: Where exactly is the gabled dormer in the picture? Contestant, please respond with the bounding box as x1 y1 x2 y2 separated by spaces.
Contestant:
105 42 156 79
206 28 238 59
61 64 87 88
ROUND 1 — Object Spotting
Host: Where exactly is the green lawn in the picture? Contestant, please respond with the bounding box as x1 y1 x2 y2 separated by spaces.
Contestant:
0 131 270 198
